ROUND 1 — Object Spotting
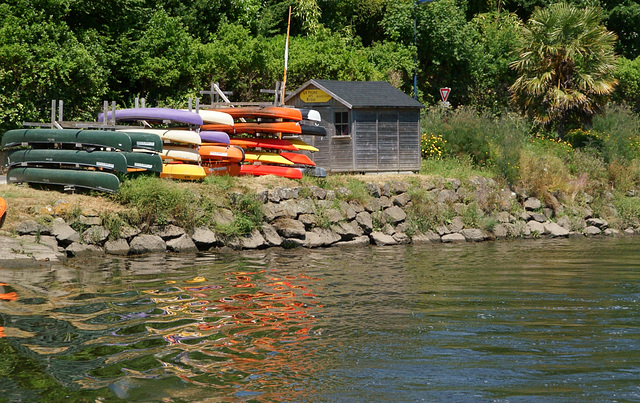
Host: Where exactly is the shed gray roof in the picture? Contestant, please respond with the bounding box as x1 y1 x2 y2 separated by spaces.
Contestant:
286 79 424 109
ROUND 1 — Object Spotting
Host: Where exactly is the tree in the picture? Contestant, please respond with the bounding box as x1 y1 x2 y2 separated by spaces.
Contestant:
509 3 618 136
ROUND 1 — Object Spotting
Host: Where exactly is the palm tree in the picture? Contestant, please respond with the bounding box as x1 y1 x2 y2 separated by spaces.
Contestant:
509 3 618 136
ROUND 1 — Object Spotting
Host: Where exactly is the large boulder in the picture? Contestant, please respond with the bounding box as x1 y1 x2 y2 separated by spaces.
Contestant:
166 234 198 253
104 239 130 256
272 218 306 239
51 218 80 246
370 231 397 246
191 226 218 249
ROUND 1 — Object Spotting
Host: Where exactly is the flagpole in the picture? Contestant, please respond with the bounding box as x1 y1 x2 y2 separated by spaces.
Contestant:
281 6 291 106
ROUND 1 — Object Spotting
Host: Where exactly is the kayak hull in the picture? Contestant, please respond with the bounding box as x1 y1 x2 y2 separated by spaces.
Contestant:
2 129 132 151
7 166 120 193
160 164 206 181
6 149 128 173
202 161 241 176
230 137 298 151
199 145 245 162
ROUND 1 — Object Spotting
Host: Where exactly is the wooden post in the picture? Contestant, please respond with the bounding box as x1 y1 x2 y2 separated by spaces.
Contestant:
51 100 56 127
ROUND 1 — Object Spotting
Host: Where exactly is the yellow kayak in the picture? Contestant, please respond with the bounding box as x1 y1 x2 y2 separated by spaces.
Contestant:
160 164 206 181
243 151 294 165
285 139 319 152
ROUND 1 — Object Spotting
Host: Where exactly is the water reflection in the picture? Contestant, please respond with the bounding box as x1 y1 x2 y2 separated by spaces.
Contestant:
0 238 639 401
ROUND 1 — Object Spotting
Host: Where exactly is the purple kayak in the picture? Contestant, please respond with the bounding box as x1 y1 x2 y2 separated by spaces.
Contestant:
98 108 203 126
199 131 230 144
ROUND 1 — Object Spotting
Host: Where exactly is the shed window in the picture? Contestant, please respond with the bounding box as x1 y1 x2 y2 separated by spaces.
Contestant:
334 111 350 136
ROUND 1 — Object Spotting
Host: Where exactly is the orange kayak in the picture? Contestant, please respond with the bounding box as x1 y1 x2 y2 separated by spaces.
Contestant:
0 197 6 221
280 152 316 166
230 137 298 151
240 164 303 179
202 121 301 135
199 144 245 162
205 106 303 121
202 161 241 176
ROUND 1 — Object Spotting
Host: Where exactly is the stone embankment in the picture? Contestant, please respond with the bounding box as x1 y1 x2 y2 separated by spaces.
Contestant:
0 176 633 265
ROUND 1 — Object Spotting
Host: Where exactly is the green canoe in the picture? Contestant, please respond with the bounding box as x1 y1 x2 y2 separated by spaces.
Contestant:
121 151 163 173
120 131 163 152
6 149 128 173
7 166 120 193
1 129 132 151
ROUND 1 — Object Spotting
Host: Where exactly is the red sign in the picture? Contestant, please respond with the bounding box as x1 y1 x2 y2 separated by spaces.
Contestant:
440 87 451 102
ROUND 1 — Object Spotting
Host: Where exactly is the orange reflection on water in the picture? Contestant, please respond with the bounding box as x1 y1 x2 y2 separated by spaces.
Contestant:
142 268 324 399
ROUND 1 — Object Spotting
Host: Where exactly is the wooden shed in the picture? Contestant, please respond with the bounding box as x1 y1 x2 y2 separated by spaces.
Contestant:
285 79 424 173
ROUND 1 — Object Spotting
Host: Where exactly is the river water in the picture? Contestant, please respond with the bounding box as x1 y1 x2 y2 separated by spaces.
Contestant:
1 237 639 402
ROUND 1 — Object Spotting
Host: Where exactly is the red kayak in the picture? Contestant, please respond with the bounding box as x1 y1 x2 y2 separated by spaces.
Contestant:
230 137 298 151
240 164 303 179
280 152 316 166
202 121 301 135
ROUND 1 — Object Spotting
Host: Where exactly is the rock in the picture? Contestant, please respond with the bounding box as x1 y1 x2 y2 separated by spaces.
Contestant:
331 221 363 241
324 208 344 223
382 223 396 235
524 197 542 211
393 232 411 244
449 216 465 233
263 202 294 221
389 181 409 194
392 193 411 207
191 226 218 249
0 237 65 265
151 224 185 240
493 224 509 239
51 219 80 246
78 215 102 226
338 201 357 220
586 218 608 229
556 216 572 231
355 212 374 234
272 218 306 239
441 233 466 243
527 220 545 235
583 226 602 236
239 229 266 249
336 235 370 247
309 186 327 200
624 228 635 235
496 211 512 223
604 228 622 237
166 234 198 252
370 231 398 246
305 228 341 248
411 233 433 243
383 206 407 224
119 225 141 240
435 225 450 236
16 220 48 236
261 223 283 246
543 222 569 237
298 214 318 228
129 234 166 254
295 199 316 215
366 183 382 197
460 228 485 242
447 178 462 190
530 212 547 223
66 242 104 258
82 226 110 245
212 209 234 226
437 189 458 203
104 239 130 255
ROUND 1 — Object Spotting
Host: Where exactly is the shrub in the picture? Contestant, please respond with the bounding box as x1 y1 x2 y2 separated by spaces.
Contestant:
421 133 447 159
591 103 640 162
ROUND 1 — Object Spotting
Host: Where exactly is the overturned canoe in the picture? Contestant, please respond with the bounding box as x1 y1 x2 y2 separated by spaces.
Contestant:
118 128 201 146
120 151 163 173
2 129 132 151
7 166 120 193
119 131 163 152
6 149 128 173
199 131 230 145
99 108 203 126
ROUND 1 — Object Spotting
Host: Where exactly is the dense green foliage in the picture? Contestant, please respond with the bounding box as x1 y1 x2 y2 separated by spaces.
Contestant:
1 0 638 134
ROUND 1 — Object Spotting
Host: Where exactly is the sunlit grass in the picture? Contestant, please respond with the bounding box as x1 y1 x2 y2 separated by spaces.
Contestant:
420 156 496 180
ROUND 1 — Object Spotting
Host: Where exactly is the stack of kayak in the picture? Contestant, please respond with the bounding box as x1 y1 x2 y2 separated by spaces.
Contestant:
193 110 245 176
200 106 327 179
101 107 210 181
1 128 163 193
